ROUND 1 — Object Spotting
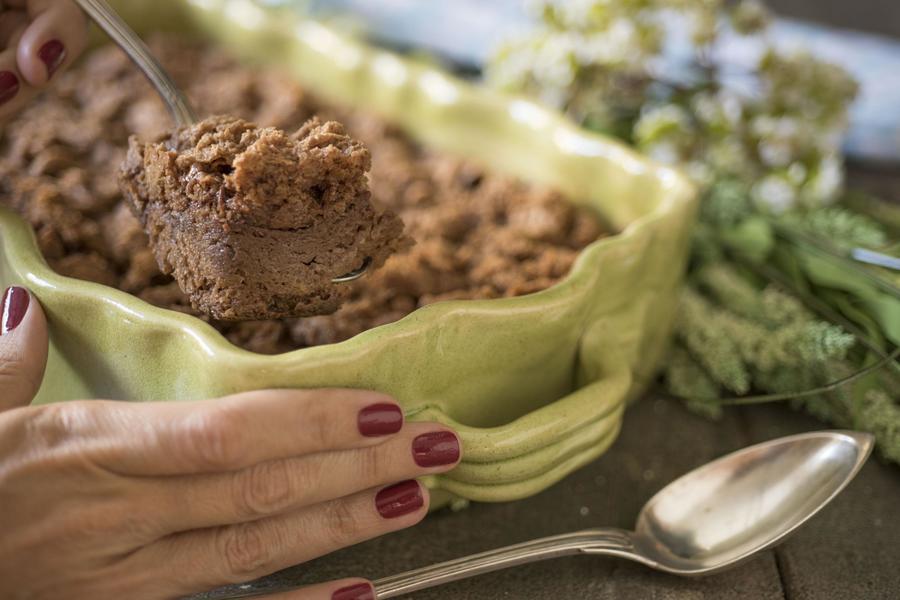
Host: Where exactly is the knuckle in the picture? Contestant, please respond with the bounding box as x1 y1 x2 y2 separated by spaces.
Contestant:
2 403 98 488
217 522 277 581
72 504 123 539
354 446 387 485
182 405 247 470
232 460 294 519
25 401 92 450
304 402 342 450
90 506 159 543
109 503 161 542
320 499 365 547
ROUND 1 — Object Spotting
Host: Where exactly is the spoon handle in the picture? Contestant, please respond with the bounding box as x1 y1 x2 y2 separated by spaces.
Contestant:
373 528 634 598
73 0 198 128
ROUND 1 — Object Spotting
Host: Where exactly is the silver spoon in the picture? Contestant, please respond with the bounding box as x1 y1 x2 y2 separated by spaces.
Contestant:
372 430 873 597
72 0 370 283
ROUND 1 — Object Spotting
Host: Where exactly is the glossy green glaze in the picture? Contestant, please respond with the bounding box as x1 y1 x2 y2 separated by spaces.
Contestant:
0 0 697 504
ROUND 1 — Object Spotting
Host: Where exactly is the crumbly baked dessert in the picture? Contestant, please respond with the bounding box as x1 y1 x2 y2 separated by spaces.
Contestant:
0 37 606 353
119 115 406 320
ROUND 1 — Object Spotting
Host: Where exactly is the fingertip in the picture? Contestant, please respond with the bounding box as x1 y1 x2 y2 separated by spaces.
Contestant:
417 479 432 516
375 479 429 522
412 428 462 470
264 578 374 600
0 286 49 409
0 69 35 122
0 67 21 105
357 400 404 438
2 285 47 339
16 1 87 86
0 18 31 119
329 579 375 600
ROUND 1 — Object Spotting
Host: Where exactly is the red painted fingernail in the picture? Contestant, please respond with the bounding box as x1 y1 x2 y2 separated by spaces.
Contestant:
375 480 424 519
412 431 460 467
332 582 374 600
38 40 67 78
0 71 19 105
358 403 403 437
1 287 29 335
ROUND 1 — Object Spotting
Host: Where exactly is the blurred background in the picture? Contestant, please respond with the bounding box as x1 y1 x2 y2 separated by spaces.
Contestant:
294 0 900 164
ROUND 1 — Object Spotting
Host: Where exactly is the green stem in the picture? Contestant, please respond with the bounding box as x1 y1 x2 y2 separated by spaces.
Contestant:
666 347 899 406
722 348 899 405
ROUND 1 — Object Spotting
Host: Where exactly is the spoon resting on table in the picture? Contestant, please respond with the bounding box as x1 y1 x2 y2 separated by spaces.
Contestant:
71 0 373 286
203 429 872 599
376 430 873 597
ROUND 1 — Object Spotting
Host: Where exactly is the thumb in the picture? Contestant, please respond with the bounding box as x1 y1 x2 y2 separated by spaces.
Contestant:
0 286 48 411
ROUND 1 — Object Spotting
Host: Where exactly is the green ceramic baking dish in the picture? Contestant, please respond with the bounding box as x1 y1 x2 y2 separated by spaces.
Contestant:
0 0 697 507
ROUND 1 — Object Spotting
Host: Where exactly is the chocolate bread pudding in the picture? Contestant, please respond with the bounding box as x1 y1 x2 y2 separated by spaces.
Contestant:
119 115 406 320
0 37 606 354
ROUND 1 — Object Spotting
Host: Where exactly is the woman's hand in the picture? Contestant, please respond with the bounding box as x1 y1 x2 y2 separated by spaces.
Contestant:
0 0 88 119
0 286 462 600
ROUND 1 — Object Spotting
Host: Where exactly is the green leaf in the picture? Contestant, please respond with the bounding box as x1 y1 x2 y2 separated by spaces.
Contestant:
795 247 900 346
718 217 775 264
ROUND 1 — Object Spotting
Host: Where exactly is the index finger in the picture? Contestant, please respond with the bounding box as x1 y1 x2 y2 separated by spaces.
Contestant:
40 389 404 476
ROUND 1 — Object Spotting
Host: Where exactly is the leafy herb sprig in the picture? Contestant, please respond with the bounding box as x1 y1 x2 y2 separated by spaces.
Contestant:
489 0 900 461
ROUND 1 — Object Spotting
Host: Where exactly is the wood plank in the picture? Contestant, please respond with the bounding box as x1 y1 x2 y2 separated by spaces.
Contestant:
741 404 900 600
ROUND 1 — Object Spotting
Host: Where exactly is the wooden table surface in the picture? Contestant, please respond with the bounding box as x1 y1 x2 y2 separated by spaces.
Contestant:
208 2 900 598
244 397 898 600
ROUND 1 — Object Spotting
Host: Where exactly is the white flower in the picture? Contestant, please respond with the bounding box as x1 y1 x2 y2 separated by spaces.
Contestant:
752 173 797 214
533 35 578 93
538 85 570 109
634 104 692 146
646 140 682 165
686 161 715 187
731 0 771 35
558 0 608 28
786 162 808 186
709 139 749 175
811 124 845 155
572 14 654 66
751 115 797 140
802 155 843 206
753 115 802 168
758 140 793 168
691 91 743 129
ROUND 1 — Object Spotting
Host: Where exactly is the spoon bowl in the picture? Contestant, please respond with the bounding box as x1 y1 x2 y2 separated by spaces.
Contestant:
631 430 873 574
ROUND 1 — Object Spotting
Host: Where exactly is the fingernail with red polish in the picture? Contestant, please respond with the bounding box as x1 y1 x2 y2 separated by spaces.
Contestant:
376 480 424 519
332 582 374 600
1 287 29 335
413 431 460 468
38 40 66 78
0 71 19 105
358 403 403 437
